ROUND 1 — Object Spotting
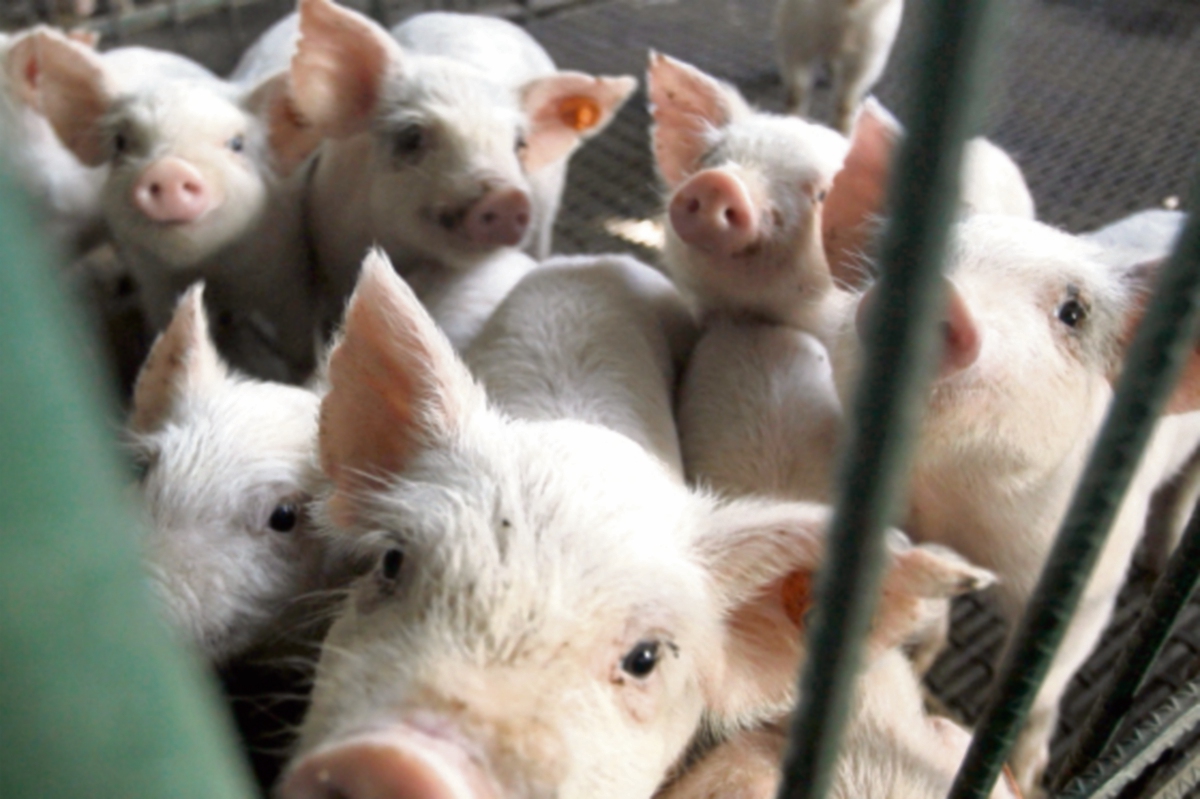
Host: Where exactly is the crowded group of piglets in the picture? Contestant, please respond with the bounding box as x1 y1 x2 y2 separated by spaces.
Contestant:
2 0 1195 795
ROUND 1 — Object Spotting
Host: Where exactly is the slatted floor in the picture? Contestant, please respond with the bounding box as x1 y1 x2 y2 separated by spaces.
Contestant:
11 0 1199 793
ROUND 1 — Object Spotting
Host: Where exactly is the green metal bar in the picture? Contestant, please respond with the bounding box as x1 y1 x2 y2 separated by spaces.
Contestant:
774 1 1005 797
1055 492 1200 789
949 175 1200 799
0 166 257 794
1056 677 1200 799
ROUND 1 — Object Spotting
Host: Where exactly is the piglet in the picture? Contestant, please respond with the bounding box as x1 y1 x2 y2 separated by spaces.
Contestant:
826 214 1200 795
23 29 323 382
273 250 977 799
128 283 339 665
774 0 904 133
287 0 635 330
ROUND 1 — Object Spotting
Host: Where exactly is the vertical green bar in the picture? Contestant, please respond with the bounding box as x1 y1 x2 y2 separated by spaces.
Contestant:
949 177 1200 799
775 1 1005 798
0 170 257 796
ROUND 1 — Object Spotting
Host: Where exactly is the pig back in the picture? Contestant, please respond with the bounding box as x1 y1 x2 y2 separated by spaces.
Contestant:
464 254 697 480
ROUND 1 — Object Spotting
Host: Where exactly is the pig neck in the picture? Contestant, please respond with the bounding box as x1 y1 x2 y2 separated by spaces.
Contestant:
124 173 315 381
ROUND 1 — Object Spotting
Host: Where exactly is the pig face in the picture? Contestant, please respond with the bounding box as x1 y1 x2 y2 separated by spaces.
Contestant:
836 217 1134 487
128 285 326 663
290 0 635 269
278 250 994 799
650 53 850 326
24 31 313 269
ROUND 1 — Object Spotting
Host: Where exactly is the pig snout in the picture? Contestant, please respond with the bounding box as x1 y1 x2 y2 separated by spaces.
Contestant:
281 729 498 799
463 188 532 248
939 282 981 377
131 157 215 224
854 279 980 377
669 169 759 256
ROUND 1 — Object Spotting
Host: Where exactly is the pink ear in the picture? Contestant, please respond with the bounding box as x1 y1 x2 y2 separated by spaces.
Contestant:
291 0 403 140
647 51 748 188
692 500 829 723
9 29 113 166
244 70 326 176
822 97 901 289
130 284 225 434
520 72 637 173
1114 258 1200 415
66 28 100 49
869 541 994 655
694 502 993 726
319 249 485 529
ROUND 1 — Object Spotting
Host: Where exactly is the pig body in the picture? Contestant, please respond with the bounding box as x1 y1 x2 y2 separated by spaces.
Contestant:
275 250 990 799
229 12 299 84
290 0 635 335
826 214 1200 795
464 253 697 479
25 30 323 382
774 0 904 133
128 285 339 664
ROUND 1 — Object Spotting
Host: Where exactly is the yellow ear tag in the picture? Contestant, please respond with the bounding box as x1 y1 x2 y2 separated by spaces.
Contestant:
557 96 602 132
781 571 813 628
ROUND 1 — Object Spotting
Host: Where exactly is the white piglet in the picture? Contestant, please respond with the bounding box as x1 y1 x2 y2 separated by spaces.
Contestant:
827 215 1200 795
273 251 983 799
775 0 904 133
128 284 336 665
287 0 635 328
24 30 323 382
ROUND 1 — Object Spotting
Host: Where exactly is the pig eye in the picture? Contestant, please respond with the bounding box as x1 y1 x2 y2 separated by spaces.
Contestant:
392 125 427 162
621 641 661 678
815 189 828 202
113 132 128 157
515 132 528 154
1057 298 1088 329
268 503 300 533
380 547 405 581
228 134 245 153
130 455 151 483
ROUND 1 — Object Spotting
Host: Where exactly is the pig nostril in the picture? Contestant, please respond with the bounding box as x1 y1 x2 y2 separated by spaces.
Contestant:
438 212 458 230
149 183 162 198
482 211 498 225
516 212 529 226
182 181 202 197
724 208 739 225
686 197 701 214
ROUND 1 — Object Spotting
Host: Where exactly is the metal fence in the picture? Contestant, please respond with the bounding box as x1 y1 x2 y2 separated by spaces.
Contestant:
1 0 1199 797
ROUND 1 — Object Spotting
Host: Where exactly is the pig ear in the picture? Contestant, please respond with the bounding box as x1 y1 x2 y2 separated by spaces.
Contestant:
244 70 327 176
290 0 404 140
320 249 487 529
691 501 828 722
693 502 993 724
11 29 113 166
821 97 901 289
870 540 995 655
1114 258 1200 415
130 284 226 434
647 51 749 188
66 28 101 49
520 72 637 173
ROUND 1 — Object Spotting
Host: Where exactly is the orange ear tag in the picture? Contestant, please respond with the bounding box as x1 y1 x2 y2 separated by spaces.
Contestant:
557 96 602 132
781 571 813 628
